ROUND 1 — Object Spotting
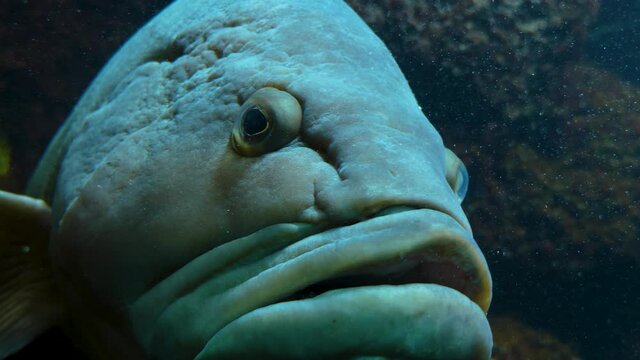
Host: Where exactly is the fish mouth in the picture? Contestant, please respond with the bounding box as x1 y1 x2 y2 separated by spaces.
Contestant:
277 206 489 308
132 207 492 360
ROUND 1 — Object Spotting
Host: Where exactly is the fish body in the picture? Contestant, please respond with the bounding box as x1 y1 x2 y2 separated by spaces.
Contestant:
1 1 492 359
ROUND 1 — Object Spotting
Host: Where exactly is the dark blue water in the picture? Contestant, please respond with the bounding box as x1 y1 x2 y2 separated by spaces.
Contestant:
586 0 640 84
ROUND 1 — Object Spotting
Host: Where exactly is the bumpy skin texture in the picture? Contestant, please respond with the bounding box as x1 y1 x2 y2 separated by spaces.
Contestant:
28 0 491 359
0 0 173 193
45 0 469 309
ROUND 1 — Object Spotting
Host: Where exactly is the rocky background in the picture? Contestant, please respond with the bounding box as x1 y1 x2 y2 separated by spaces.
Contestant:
2 0 639 359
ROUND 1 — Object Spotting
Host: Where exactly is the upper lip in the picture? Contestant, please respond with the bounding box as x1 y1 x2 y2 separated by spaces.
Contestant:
370 203 470 230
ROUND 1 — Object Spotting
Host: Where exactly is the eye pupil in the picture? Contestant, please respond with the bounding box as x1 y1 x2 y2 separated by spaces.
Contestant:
242 108 269 137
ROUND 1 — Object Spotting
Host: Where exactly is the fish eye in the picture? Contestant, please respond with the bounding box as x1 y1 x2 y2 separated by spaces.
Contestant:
444 148 469 203
242 107 270 137
231 87 302 156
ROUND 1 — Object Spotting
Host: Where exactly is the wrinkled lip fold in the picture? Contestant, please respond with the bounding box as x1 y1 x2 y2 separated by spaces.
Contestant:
132 208 493 360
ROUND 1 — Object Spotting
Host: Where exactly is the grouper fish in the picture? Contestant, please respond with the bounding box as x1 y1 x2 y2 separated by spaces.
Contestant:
0 0 493 359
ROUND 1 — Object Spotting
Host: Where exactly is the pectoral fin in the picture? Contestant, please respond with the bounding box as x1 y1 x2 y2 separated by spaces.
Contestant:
0 190 60 358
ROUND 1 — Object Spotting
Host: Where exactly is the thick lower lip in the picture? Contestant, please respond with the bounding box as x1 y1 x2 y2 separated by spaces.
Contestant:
133 207 492 360
198 284 492 360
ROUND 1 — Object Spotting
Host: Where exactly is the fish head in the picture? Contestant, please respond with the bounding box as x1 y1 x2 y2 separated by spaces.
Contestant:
43 1 492 359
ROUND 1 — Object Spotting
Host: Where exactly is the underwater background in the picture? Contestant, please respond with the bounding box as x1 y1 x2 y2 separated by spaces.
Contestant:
1 0 637 359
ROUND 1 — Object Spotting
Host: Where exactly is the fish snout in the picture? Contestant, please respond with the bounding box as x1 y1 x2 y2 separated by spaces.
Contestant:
310 123 471 230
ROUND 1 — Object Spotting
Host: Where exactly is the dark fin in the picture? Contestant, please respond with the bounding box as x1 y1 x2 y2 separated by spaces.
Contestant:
0 190 60 358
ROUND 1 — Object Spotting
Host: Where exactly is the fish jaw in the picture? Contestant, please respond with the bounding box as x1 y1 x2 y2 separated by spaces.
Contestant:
197 284 491 360
131 208 492 360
